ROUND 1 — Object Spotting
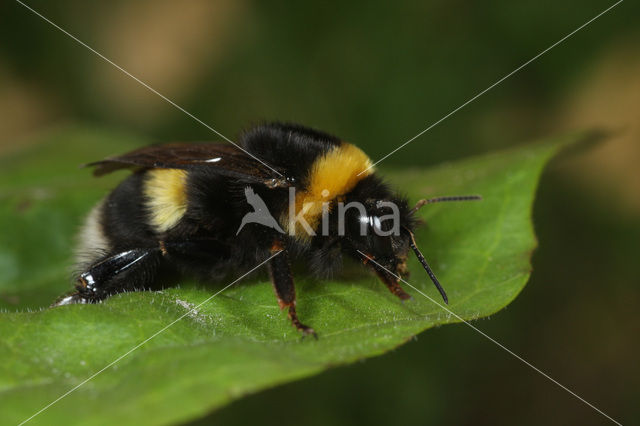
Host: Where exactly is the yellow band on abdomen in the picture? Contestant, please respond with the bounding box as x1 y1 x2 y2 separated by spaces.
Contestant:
144 168 189 232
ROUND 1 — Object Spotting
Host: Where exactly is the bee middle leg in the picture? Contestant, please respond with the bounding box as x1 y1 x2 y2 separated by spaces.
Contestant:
54 247 165 306
268 240 316 337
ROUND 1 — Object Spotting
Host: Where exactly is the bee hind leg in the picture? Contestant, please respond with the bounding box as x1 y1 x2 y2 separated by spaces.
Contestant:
52 291 88 306
53 247 165 307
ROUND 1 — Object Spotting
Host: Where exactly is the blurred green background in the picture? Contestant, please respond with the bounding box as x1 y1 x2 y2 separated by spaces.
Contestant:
1 1 638 425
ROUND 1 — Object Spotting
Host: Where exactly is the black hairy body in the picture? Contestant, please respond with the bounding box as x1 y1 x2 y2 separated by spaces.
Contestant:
56 122 478 336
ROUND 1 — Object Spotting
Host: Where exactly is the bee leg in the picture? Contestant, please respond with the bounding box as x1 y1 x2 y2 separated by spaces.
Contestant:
362 258 412 301
52 291 88 306
376 269 412 301
268 241 317 338
53 247 164 306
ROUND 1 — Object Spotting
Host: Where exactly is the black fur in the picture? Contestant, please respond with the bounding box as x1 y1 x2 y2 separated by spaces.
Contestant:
101 172 156 250
60 122 420 335
239 122 341 182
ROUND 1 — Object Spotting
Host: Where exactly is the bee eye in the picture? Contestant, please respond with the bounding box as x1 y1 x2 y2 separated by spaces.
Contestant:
358 215 384 234
370 216 383 233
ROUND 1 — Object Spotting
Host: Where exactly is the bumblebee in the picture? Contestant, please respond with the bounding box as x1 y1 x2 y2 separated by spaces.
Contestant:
54 122 480 336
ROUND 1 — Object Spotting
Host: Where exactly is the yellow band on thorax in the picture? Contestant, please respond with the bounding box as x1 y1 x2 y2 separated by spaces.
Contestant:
284 143 374 238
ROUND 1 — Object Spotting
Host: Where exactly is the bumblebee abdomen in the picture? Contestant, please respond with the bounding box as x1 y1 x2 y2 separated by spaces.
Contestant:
76 172 159 264
75 198 110 268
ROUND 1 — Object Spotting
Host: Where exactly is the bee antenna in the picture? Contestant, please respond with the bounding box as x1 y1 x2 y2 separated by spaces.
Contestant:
411 195 482 214
402 226 448 304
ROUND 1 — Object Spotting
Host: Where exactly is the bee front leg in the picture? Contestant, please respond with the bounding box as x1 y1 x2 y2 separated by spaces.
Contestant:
361 255 411 301
268 240 316 338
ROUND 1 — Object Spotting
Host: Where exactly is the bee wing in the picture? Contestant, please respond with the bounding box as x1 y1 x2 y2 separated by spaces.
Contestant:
86 143 290 187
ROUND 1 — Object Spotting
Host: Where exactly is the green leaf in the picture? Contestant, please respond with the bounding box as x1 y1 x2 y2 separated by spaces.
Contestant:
0 126 587 425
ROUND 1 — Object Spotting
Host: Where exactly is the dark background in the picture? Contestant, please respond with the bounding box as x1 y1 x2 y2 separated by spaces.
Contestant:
1 1 638 424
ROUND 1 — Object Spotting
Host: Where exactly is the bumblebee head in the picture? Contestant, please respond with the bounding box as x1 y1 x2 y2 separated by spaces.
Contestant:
334 175 481 304
340 195 410 271
336 190 427 299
